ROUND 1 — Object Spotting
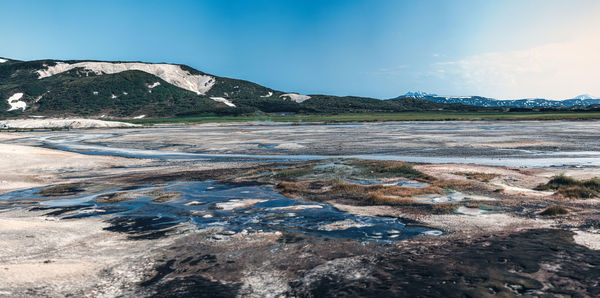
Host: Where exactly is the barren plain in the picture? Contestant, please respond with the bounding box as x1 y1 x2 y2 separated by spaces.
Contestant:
1 120 599 297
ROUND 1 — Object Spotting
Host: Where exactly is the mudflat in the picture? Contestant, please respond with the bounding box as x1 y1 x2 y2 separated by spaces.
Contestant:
1 121 599 297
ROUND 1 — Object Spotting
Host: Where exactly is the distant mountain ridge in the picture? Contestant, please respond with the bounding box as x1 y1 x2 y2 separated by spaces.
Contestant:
393 92 600 108
0 57 475 118
2 56 598 119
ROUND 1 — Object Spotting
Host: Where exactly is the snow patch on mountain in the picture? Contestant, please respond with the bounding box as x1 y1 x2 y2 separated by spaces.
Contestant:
210 97 236 107
36 62 216 95
412 94 600 108
280 93 311 103
0 58 7 63
6 93 26 111
260 92 273 98
402 91 436 98
147 82 161 89
573 94 596 100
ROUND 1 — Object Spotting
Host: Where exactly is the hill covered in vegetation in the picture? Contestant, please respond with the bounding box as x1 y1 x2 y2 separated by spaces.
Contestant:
0 58 486 118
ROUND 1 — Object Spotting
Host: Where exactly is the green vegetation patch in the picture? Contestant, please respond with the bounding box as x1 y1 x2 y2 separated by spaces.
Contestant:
124 112 600 126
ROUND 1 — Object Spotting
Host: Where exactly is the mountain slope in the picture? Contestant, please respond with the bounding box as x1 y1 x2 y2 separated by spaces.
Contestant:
1 58 482 118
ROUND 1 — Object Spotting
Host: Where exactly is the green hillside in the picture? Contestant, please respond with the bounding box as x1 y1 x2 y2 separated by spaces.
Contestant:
0 58 484 118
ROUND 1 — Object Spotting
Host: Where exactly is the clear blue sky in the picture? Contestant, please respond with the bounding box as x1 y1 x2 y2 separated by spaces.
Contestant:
1 0 599 99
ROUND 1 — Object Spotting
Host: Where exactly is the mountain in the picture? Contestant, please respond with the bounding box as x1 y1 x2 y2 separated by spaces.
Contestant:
390 92 600 108
573 94 595 100
0 58 480 118
401 91 436 98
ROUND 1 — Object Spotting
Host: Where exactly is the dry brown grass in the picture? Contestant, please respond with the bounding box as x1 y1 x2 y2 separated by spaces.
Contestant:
536 174 600 199
366 193 415 205
464 200 494 209
277 180 441 206
454 172 500 182
349 159 434 181
540 205 569 216
330 181 441 197
272 167 316 179
276 181 309 193
556 186 597 199
432 179 476 191
151 192 182 203
36 183 84 197
431 202 459 214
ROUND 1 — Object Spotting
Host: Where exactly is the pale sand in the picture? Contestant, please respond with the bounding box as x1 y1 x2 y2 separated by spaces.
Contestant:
573 230 600 250
415 163 558 197
473 141 561 149
0 143 142 194
0 209 178 296
420 213 554 235
0 118 138 129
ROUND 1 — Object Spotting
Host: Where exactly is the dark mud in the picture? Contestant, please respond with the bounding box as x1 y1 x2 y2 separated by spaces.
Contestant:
35 183 86 197
140 229 600 297
304 229 600 297
104 216 184 240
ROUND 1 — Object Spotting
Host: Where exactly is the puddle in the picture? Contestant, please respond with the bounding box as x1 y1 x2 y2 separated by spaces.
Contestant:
344 179 429 188
2 181 440 242
247 142 279 150
455 206 491 215
314 162 348 169
413 192 496 204
0 187 45 201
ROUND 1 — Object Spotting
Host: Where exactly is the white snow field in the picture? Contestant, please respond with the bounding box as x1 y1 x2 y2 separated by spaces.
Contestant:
6 93 27 111
36 62 216 95
210 97 236 107
279 93 311 103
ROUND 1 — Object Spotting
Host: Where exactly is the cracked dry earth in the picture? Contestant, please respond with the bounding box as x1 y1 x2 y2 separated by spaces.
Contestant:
1 121 600 297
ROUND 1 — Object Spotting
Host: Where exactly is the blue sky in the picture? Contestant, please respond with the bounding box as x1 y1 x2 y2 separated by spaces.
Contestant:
1 0 599 99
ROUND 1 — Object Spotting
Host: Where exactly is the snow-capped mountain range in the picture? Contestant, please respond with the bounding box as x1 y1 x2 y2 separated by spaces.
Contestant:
392 92 600 108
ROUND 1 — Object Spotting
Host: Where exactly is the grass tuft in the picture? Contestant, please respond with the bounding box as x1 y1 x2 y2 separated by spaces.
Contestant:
431 202 459 214
454 172 500 182
556 186 596 199
536 174 600 198
350 160 433 181
271 167 315 180
540 205 569 216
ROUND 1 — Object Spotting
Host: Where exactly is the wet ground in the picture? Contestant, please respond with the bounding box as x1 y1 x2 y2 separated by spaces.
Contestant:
1 121 600 297
1 181 438 242
9 120 600 167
